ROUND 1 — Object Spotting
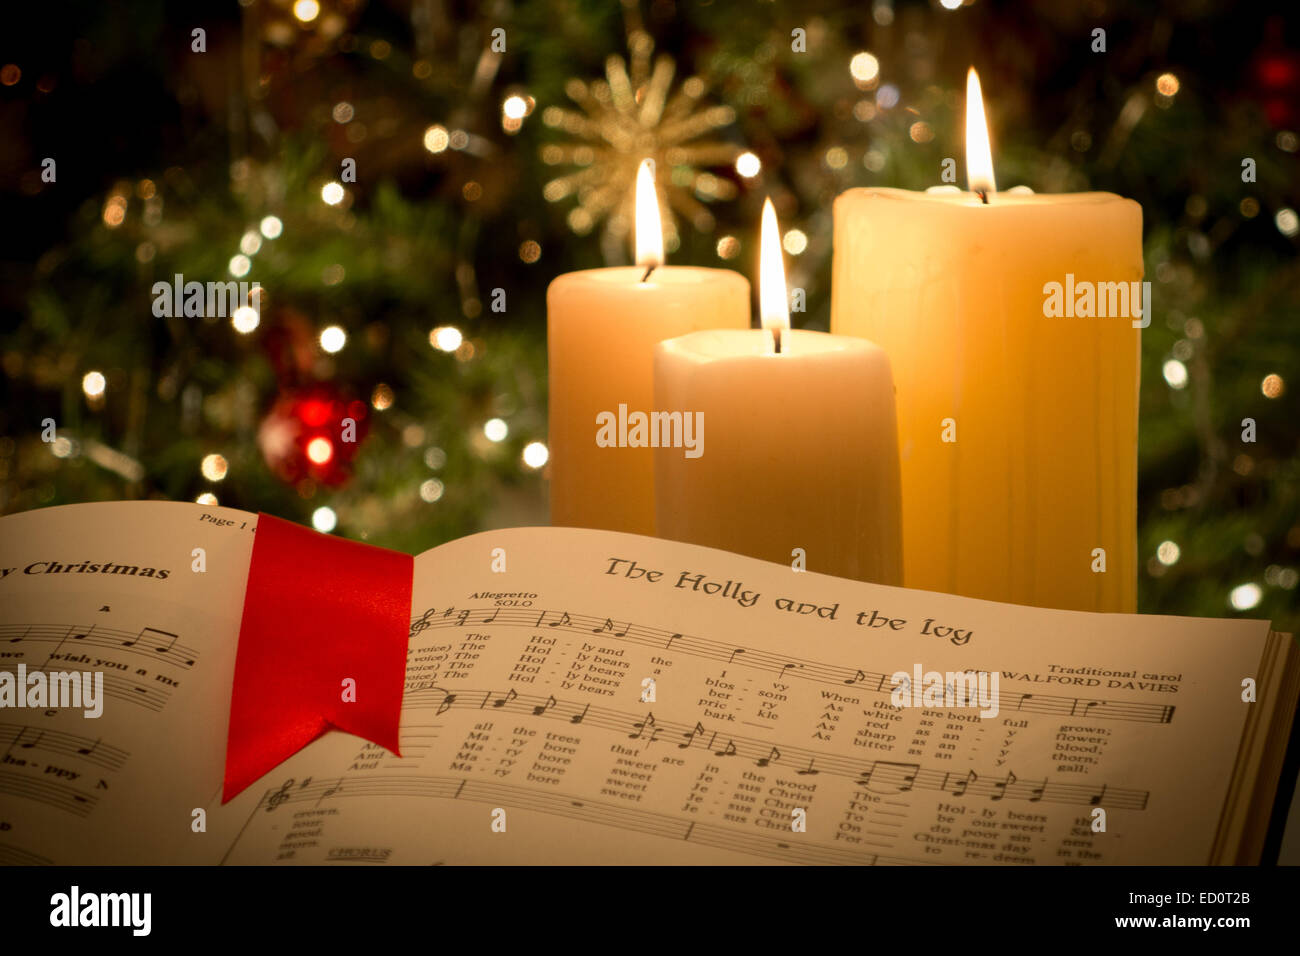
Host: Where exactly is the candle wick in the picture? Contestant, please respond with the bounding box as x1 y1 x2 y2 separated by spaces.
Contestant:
640 264 656 282
772 327 783 354
977 189 989 205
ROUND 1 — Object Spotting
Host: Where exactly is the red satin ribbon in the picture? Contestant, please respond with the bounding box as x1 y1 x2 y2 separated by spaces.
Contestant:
223 513 412 802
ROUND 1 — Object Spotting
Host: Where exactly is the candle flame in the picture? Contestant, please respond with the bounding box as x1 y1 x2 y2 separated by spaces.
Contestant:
965 67 997 198
759 197 790 350
635 158 664 270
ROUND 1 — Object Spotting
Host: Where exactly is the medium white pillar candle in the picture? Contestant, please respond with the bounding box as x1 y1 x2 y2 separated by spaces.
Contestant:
547 162 750 535
654 200 902 584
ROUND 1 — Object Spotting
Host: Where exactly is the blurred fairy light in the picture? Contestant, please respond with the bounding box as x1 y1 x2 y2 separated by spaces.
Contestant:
849 52 880 86
232 305 259 334
484 419 508 442
306 437 333 465
782 229 808 255
876 84 900 109
229 254 251 278
200 454 228 482
424 446 447 469
430 326 463 352
102 195 127 228
716 235 739 259
319 325 346 353
196 493 218 506
1156 540 1180 566
371 383 394 410
260 215 283 239
1155 73 1180 97
240 230 262 256
522 441 549 469
420 479 445 503
311 506 337 533
51 436 74 459
293 0 320 23
735 152 761 178
519 240 541 263
1162 359 1188 389
1229 583 1262 611
332 102 354 124
423 125 449 153
321 182 345 205
503 95 528 120
1261 373 1284 398
940 0 963 9
1275 208 1298 237
82 371 106 398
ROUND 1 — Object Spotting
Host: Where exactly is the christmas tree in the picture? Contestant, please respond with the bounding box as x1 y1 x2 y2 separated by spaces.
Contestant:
1 0 1296 628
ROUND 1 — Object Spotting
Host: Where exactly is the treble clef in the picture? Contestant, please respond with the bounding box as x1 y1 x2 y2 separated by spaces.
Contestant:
266 778 294 812
409 609 436 637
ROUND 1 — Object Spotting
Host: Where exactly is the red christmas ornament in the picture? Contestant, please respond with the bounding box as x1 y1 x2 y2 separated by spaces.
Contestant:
258 384 370 486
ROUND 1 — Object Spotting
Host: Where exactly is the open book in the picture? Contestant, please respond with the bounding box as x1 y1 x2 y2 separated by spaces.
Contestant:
0 501 1295 865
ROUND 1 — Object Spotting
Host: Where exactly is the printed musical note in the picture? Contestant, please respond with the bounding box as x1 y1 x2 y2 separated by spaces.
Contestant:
796 756 819 776
435 691 457 716
756 746 781 768
991 770 1017 801
547 612 572 629
864 761 919 793
532 695 557 717
951 769 977 797
75 737 100 758
19 729 42 750
316 778 344 807
1089 784 1107 807
779 662 799 677
1028 778 1047 803
491 688 518 709
266 778 294 811
846 669 867 686
679 722 706 749
665 633 681 650
629 712 656 740
1072 699 1101 718
715 738 737 757
728 648 746 664
480 608 499 625
1016 693 1034 711
592 617 629 637
143 627 179 655
570 703 590 725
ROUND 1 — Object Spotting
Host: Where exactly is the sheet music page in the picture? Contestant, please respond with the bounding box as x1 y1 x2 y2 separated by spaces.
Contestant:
0 506 1276 865
220 525 1272 865
0 501 257 864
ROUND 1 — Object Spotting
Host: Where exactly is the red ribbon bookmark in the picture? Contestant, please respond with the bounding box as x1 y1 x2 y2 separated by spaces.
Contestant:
223 513 412 802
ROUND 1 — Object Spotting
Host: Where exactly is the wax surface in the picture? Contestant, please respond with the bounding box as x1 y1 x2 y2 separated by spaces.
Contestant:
831 187 1142 612
654 328 902 585
548 266 750 535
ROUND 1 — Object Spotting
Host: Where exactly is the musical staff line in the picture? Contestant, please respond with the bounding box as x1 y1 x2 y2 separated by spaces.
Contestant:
253 773 933 867
0 722 129 772
0 770 97 818
0 842 54 866
405 685 1148 810
0 668 171 714
409 606 1176 725
0 622 198 669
